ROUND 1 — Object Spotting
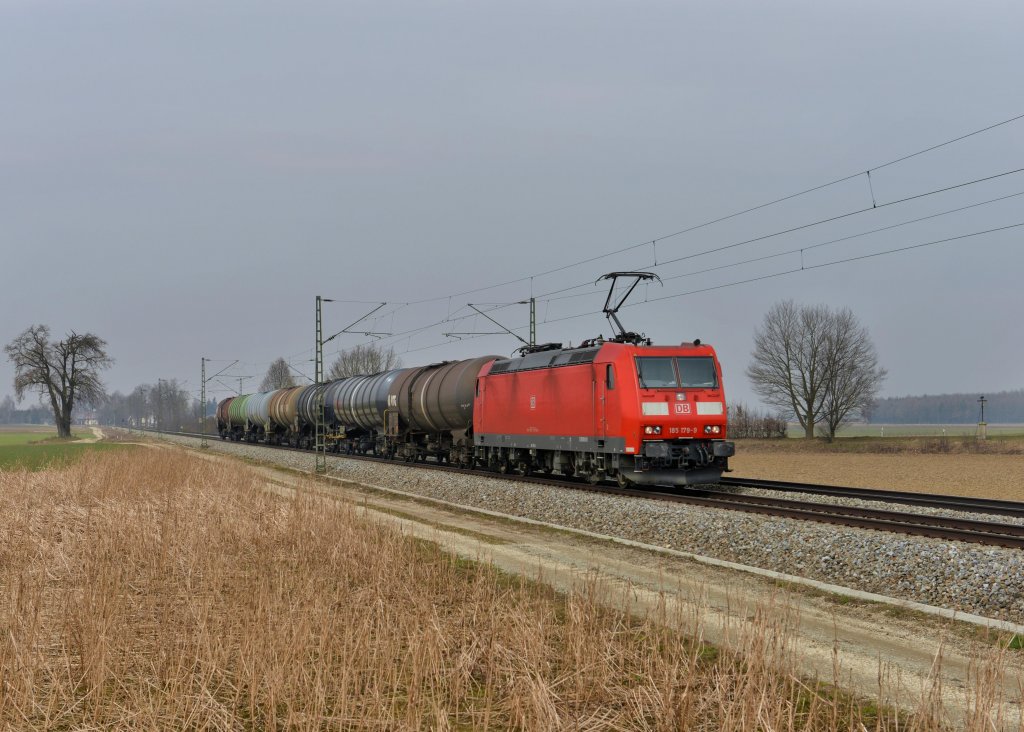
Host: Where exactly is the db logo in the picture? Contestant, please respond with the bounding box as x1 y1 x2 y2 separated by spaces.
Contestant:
674 403 691 415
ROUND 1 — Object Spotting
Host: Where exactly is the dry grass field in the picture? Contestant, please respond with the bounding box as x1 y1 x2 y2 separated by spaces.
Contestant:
1 449 1019 730
732 439 1024 501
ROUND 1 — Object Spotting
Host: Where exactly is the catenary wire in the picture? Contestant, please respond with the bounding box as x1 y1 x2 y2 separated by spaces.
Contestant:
526 167 1024 304
535 187 1024 305
397 111 1024 306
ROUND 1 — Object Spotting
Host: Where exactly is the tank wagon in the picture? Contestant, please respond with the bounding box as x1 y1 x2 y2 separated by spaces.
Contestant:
216 344 734 486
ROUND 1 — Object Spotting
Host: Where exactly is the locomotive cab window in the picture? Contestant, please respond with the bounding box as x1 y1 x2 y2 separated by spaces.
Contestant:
636 357 677 388
636 356 719 389
676 357 718 388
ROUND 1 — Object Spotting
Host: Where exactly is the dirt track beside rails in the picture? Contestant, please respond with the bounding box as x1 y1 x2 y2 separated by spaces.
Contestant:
730 450 1024 501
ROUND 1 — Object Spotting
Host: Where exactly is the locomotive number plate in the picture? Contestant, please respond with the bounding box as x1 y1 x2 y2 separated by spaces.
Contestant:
669 426 698 435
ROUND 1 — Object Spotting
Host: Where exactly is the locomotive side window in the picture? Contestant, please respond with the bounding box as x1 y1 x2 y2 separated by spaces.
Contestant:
636 357 677 388
606 364 615 389
677 357 718 388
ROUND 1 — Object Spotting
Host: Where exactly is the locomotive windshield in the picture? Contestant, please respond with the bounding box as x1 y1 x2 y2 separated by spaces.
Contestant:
677 357 718 388
636 356 718 389
636 358 677 388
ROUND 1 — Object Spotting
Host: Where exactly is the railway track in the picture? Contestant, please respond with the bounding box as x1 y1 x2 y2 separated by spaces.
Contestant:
722 476 1024 519
141 429 1024 549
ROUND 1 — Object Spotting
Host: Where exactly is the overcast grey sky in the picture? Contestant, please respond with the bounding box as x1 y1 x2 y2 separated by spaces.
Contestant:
2 0 1022 410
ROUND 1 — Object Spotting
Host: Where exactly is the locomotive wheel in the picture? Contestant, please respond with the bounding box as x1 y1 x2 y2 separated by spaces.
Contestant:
587 471 602 485
616 471 633 489
497 461 511 474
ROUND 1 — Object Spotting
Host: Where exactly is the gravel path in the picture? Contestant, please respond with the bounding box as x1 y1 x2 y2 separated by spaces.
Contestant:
157 434 1024 623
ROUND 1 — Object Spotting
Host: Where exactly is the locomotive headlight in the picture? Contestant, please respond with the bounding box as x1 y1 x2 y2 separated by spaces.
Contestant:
704 425 722 435
644 425 662 435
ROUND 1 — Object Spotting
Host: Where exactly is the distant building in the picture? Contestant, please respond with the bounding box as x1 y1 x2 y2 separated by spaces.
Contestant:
75 411 100 426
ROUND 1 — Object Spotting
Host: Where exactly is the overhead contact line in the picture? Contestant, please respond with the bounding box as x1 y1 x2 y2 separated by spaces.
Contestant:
400 111 1024 306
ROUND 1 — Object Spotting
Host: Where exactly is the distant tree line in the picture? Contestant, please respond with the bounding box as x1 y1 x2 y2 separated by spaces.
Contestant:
0 395 53 424
727 403 788 439
868 389 1024 424
93 380 203 431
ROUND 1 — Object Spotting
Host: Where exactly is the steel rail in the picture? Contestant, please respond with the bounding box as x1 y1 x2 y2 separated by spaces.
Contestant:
721 476 1024 519
686 488 1024 541
140 429 1024 549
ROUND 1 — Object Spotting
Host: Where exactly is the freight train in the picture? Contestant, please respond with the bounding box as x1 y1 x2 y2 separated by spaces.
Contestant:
217 338 735 487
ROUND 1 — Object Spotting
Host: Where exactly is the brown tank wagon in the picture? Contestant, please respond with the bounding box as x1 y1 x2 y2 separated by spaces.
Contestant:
379 356 498 462
216 397 235 430
268 386 303 429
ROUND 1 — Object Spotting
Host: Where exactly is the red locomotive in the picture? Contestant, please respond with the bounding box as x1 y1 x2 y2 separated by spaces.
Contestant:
474 339 733 486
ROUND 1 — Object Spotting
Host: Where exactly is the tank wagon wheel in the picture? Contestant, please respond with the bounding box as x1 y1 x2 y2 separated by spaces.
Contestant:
497 461 511 475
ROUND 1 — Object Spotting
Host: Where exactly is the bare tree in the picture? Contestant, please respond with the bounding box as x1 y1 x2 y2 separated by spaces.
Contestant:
746 301 831 439
126 385 150 427
747 301 884 439
4 325 113 438
152 379 192 431
259 357 296 391
818 308 886 440
328 343 402 379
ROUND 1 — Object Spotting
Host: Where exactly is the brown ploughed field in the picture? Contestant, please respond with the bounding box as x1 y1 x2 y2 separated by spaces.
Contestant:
731 437 1024 501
